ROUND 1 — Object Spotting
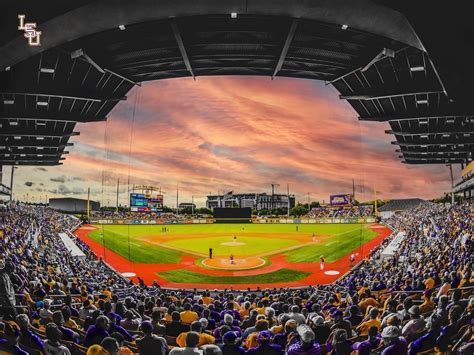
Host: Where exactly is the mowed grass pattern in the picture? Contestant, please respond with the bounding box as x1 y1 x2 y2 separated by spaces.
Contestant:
162 236 298 256
88 223 378 264
285 226 377 262
88 228 182 263
158 268 311 284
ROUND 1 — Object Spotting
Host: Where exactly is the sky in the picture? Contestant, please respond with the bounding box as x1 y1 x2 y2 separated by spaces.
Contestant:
5 76 459 207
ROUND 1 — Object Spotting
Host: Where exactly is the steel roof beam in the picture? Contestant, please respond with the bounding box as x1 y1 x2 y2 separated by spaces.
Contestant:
272 19 298 79
171 20 195 79
1 91 125 102
0 115 106 123
388 130 472 136
340 90 444 101
359 114 473 122
0 132 79 138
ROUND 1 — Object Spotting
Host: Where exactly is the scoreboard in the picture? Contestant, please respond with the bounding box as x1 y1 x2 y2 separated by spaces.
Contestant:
130 193 163 212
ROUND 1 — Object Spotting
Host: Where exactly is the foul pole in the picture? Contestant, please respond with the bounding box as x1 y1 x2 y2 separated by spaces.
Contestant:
374 186 377 215
87 187 90 223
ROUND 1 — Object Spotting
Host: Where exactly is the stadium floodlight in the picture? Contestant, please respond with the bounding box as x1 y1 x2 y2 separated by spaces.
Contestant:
40 68 55 74
17 146 24 150
410 66 425 72
3 99 14 105
446 119 455 124
416 99 428 104
442 134 450 138
118 24 126 30
464 133 471 137
5 66 10 71
36 101 49 106
37 121 47 126
36 136 45 140
419 120 428 124
231 12 238 18
4 154 10 157
9 121 18 126
13 136 21 140
0 146 5 149
37 154 43 157
37 147 44 150
341 24 348 30
420 135 428 139
20 154 26 157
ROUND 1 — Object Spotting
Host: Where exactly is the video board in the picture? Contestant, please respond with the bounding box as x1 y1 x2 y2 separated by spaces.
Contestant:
130 193 163 212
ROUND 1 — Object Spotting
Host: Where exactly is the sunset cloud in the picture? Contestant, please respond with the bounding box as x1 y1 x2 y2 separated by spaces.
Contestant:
10 77 458 206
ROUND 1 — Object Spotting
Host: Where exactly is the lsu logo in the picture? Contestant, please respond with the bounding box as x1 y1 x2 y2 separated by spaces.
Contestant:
18 14 42 46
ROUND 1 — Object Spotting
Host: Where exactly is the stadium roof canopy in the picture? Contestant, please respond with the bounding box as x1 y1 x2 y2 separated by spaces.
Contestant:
0 0 472 166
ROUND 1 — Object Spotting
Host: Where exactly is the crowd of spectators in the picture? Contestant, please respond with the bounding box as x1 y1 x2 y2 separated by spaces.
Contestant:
308 206 373 219
0 201 471 354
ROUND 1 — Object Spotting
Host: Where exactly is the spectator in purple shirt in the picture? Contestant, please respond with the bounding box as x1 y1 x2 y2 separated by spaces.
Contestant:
84 315 110 347
15 314 44 351
381 326 407 355
287 325 323 355
352 326 381 355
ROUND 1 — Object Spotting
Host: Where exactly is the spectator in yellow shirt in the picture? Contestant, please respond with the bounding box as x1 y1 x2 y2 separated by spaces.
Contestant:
176 321 215 347
180 303 198 324
356 307 381 336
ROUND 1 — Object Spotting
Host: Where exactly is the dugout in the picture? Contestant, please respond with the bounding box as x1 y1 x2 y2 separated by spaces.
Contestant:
213 207 252 223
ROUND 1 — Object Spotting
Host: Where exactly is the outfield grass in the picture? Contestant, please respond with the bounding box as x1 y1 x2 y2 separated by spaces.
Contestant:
158 268 311 284
88 228 182 263
285 226 377 262
89 223 378 264
163 236 298 256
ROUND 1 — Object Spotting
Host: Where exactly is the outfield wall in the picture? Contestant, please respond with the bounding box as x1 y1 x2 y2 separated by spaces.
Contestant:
89 217 376 225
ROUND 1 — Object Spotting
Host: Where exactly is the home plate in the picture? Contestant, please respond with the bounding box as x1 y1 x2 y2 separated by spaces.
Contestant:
122 272 136 278
324 270 340 276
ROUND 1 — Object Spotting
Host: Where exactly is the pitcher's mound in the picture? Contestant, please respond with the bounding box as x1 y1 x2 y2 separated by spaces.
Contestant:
221 241 246 246
202 256 265 270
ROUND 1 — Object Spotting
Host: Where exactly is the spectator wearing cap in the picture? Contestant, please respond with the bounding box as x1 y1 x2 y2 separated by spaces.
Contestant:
0 321 28 355
380 326 407 355
409 313 442 354
401 305 426 343
219 331 245 355
328 309 352 338
309 315 331 345
356 307 381 336
287 305 305 325
15 313 44 352
136 321 168 355
287 324 323 355
43 323 71 355
352 325 381 355
177 321 215 347
246 330 282 355
169 331 201 355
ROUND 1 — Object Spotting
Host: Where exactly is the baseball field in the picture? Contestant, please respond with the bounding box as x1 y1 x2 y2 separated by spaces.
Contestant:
75 223 391 289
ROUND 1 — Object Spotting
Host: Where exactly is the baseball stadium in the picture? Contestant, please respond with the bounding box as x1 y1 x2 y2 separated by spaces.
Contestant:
0 1 473 355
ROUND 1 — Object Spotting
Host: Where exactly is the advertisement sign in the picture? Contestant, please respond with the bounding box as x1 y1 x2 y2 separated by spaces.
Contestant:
330 194 353 206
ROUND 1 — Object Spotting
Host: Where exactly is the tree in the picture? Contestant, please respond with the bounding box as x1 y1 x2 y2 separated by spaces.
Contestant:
195 207 212 215
290 204 309 216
